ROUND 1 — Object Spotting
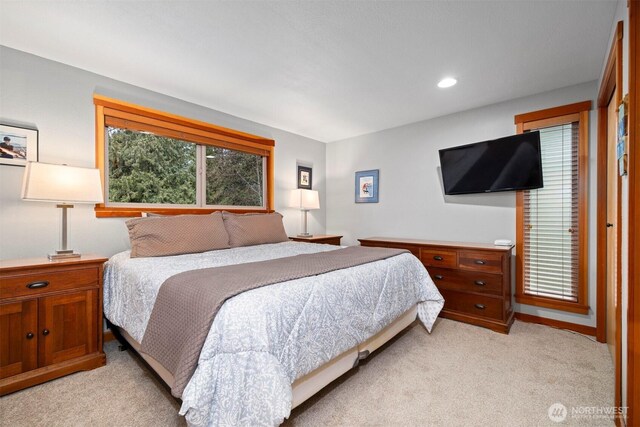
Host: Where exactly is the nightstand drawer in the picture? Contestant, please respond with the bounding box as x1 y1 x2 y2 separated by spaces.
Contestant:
419 249 457 268
429 267 503 296
289 235 342 246
458 250 503 274
0 268 99 300
313 237 341 245
440 289 503 320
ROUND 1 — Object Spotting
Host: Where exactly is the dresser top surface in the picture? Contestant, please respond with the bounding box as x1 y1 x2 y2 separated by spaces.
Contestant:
358 237 514 252
0 255 108 272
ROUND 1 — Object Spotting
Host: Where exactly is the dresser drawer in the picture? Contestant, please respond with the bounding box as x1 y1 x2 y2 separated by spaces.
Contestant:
420 249 457 268
0 268 99 300
429 267 503 296
440 289 503 320
458 250 503 274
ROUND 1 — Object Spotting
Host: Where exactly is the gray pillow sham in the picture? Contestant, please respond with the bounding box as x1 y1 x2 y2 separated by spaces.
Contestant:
222 211 289 248
126 212 230 258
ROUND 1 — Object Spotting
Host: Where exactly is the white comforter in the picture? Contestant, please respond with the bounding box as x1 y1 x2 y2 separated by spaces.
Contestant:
103 241 443 426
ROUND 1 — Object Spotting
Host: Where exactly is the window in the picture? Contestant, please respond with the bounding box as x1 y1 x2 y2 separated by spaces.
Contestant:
514 101 591 314
108 128 197 205
205 146 264 207
94 95 274 217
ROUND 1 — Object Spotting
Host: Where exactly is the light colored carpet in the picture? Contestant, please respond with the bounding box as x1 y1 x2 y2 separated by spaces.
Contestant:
0 319 613 427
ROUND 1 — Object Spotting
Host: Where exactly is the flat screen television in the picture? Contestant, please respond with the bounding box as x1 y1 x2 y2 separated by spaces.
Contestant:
439 131 543 195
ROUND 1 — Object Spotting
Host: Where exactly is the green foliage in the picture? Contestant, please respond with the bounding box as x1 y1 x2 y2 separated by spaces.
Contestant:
107 127 264 207
206 147 263 206
108 128 196 204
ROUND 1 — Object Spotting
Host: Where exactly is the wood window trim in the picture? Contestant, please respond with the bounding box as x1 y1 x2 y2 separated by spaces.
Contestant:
514 101 591 315
93 95 275 218
103 116 270 157
513 100 592 125
95 95 274 146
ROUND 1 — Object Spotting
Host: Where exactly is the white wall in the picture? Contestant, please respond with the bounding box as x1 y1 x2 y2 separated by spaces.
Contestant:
0 46 327 259
326 81 599 327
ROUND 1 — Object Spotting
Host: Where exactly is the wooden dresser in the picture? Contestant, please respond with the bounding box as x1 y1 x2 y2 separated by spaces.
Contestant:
0 256 107 395
358 237 514 334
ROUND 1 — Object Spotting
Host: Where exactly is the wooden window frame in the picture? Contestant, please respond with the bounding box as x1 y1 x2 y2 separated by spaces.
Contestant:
93 95 275 217
514 100 591 314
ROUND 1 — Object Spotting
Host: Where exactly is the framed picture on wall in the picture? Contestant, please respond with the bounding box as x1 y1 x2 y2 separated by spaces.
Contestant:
0 124 38 167
355 169 379 203
297 165 312 189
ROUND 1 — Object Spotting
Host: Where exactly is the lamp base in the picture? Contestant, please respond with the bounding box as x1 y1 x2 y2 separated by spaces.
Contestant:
297 233 314 238
48 249 81 260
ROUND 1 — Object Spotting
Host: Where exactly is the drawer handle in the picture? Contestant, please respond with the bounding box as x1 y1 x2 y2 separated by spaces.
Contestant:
474 260 486 265
474 280 486 286
433 256 443 261
434 275 444 280
42 329 50 336
474 304 486 310
27 280 49 289
26 332 34 340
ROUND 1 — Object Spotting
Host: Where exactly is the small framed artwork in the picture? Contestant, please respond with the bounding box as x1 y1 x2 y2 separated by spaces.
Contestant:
618 95 628 176
355 169 379 203
0 124 38 167
297 165 312 189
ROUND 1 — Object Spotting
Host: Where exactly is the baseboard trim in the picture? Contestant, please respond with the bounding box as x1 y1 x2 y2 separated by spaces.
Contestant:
515 313 596 336
104 330 115 342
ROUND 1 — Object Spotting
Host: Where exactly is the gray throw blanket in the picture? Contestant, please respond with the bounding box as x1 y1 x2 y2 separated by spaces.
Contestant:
140 245 409 397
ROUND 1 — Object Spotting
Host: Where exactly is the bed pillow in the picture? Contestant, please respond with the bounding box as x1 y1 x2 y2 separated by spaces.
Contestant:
222 211 289 248
126 212 230 257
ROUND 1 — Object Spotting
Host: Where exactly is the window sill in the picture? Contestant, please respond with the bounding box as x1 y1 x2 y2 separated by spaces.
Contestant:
515 293 590 315
94 206 272 218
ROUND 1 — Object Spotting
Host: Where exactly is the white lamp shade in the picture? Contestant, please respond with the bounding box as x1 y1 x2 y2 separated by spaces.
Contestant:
290 189 320 210
21 162 104 203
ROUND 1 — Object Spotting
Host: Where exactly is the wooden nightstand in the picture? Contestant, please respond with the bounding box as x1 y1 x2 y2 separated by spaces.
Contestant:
0 255 108 395
289 235 343 246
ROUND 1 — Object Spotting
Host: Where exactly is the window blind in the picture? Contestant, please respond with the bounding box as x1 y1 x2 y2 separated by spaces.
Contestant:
523 123 579 301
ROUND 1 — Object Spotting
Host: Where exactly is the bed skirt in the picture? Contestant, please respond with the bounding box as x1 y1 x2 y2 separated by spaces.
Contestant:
112 304 418 410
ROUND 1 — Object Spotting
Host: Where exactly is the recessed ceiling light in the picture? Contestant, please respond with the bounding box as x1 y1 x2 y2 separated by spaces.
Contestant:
437 77 457 88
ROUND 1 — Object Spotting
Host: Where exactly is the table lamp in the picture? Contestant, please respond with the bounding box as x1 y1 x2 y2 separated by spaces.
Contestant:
21 162 104 260
290 189 320 237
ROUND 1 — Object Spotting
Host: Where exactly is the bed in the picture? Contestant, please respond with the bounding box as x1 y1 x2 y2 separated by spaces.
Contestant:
104 217 443 426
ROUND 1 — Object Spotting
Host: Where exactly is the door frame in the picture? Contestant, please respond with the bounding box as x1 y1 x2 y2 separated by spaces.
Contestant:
627 1 640 425
595 19 623 423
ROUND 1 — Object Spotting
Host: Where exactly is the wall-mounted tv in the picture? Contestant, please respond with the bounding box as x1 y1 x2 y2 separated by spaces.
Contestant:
439 131 543 195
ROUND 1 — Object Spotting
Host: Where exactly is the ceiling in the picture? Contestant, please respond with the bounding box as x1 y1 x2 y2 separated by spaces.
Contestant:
0 1 618 142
